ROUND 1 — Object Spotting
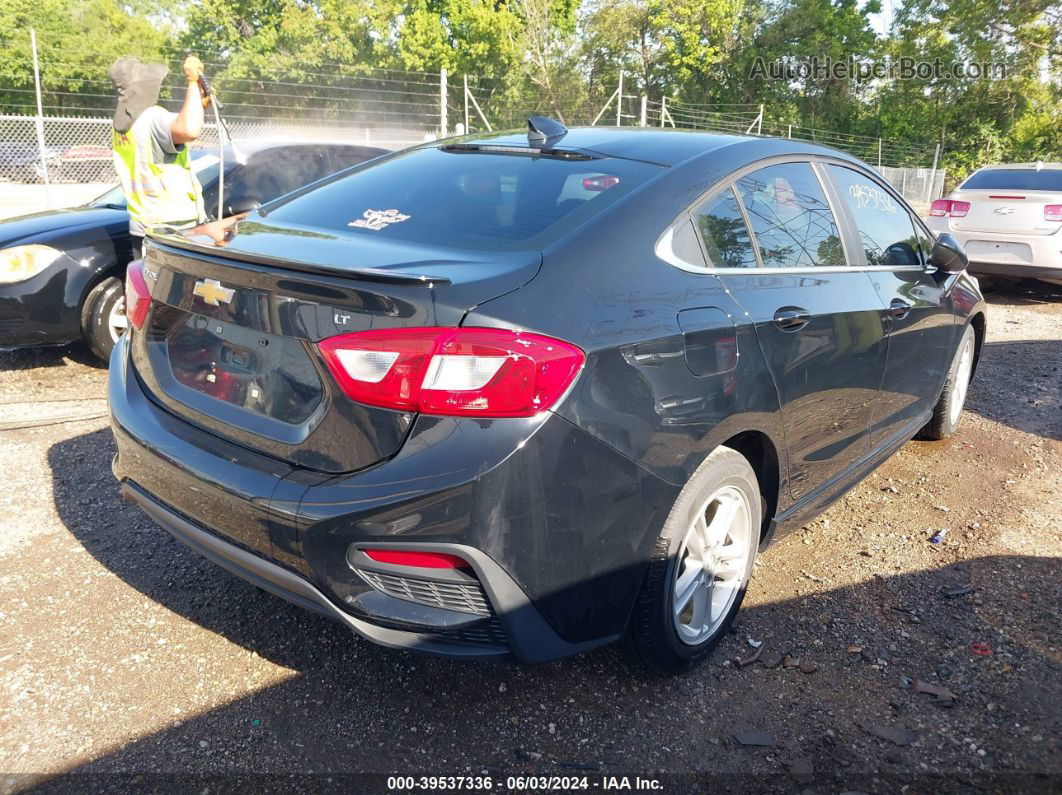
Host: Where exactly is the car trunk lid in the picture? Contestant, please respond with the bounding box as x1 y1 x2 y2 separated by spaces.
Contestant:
949 189 1062 236
128 223 540 474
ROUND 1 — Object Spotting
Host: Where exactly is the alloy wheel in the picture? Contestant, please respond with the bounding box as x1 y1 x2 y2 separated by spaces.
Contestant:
672 485 752 645
107 294 128 343
949 336 975 426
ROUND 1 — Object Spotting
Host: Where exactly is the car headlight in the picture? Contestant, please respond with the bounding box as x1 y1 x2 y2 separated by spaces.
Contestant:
0 244 64 284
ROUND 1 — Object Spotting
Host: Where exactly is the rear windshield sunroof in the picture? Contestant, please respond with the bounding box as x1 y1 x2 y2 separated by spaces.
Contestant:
960 169 1062 191
262 146 663 251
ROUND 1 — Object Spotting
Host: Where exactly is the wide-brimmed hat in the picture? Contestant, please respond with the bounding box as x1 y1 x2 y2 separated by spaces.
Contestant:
109 56 168 133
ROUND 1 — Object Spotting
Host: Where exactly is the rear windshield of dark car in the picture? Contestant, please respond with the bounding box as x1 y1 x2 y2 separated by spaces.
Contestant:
262 145 664 250
960 169 1062 191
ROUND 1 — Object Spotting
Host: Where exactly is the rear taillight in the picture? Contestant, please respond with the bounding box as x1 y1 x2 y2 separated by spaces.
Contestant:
124 259 151 330
1045 204 1062 222
318 327 584 417
929 199 970 218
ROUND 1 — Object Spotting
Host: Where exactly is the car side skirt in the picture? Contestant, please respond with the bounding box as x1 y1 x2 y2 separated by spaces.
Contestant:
769 409 933 539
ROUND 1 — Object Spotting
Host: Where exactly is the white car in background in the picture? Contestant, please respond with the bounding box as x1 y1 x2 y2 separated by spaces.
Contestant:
927 162 1062 285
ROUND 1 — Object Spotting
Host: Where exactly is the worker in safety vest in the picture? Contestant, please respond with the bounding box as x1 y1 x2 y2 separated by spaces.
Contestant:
109 55 209 258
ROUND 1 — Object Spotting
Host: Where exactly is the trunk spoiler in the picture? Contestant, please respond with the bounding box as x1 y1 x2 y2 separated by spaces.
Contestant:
146 235 453 286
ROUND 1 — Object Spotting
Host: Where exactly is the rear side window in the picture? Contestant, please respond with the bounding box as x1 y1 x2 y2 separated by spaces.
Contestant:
960 169 1062 191
736 163 845 268
827 165 921 268
693 188 758 268
263 146 662 250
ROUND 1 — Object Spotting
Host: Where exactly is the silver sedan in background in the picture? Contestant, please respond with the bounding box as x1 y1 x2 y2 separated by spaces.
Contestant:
927 162 1062 285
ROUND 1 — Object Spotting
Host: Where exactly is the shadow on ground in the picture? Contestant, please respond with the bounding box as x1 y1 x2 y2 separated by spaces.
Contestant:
964 339 1062 440
26 428 1061 792
0 341 103 372
979 278 1062 307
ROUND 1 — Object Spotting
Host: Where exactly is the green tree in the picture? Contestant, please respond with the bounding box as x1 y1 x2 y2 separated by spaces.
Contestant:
396 0 525 78
732 0 881 130
878 0 1061 179
0 0 170 113
580 0 668 96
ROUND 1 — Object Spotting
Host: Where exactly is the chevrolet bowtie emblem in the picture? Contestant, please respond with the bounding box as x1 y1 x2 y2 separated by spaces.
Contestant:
193 278 235 306
994 206 1015 215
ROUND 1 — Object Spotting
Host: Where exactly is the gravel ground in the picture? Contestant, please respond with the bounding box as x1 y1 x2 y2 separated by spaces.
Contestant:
1 281 1059 793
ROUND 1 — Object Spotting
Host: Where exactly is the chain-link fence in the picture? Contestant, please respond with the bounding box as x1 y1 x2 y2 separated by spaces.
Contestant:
878 165 947 213
1 61 947 216
0 113 433 186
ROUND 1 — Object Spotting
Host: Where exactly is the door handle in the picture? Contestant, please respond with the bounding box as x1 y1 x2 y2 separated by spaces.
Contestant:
773 307 811 331
886 299 911 319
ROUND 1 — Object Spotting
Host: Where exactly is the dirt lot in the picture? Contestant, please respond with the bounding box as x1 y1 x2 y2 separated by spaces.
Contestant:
1 281 1059 793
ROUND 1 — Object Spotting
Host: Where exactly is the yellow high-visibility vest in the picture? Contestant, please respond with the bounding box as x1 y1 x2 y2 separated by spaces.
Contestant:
111 107 205 231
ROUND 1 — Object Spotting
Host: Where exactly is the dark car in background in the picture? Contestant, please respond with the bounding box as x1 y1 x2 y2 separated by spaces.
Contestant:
109 123 986 673
0 141 388 359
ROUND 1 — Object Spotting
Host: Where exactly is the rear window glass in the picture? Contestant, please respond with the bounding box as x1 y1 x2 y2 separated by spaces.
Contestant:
694 188 758 268
960 169 1062 191
262 146 662 250
736 162 845 268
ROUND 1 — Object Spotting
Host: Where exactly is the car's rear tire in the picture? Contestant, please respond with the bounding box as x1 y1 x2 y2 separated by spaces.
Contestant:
81 276 126 362
623 446 761 675
920 323 976 441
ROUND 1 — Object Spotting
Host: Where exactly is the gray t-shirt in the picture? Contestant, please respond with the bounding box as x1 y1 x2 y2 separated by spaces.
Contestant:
128 106 181 236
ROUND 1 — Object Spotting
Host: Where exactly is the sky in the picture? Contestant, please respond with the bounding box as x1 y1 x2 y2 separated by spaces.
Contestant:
868 0 893 36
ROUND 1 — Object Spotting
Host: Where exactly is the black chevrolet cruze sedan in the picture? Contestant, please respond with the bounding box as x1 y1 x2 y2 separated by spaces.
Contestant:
108 122 986 673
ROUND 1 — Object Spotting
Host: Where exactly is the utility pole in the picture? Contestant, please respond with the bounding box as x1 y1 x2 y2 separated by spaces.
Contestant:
30 29 52 209
926 143 941 203
616 70 623 126
463 74 469 134
439 68 447 137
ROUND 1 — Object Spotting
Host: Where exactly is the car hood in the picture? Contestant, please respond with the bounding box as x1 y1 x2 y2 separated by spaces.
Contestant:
0 206 129 248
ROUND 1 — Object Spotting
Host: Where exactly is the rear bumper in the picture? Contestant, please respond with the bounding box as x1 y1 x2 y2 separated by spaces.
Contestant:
926 220 1062 279
109 334 676 662
120 480 552 660
964 261 1062 281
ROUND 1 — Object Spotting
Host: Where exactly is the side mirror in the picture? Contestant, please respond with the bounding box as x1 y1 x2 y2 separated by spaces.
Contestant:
928 233 968 273
224 195 261 217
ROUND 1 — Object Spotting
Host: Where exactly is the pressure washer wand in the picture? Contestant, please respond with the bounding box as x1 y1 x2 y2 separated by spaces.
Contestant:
188 56 232 220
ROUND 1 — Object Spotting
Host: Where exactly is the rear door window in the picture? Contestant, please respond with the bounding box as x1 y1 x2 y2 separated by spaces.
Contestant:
736 162 845 268
262 146 663 250
693 188 758 269
960 169 1062 191
827 165 921 268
